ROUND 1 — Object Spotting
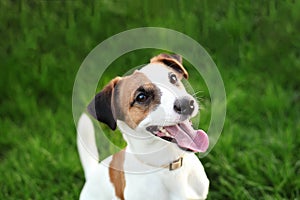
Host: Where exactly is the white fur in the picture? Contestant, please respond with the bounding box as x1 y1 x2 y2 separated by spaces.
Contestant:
139 63 199 126
77 64 209 200
77 113 99 179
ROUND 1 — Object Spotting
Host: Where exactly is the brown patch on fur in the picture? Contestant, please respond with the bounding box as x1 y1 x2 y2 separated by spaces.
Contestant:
128 83 161 128
112 71 161 129
109 150 126 200
150 53 189 79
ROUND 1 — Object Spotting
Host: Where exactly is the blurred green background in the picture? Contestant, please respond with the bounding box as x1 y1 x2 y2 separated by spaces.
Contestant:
1 1 299 199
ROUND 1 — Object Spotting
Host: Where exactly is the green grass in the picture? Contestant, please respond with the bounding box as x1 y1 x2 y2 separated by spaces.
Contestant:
1 1 299 199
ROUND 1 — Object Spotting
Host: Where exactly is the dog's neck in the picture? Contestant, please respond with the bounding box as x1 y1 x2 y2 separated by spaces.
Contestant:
118 121 185 169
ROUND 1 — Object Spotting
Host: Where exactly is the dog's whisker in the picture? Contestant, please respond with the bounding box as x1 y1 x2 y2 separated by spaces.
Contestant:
195 98 205 102
194 96 206 103
192 90 204 97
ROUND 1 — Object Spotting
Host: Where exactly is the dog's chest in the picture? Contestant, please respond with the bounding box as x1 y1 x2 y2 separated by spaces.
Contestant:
123 168 188 200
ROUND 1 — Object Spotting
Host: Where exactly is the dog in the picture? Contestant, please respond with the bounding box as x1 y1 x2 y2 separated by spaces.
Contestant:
77 54 210 200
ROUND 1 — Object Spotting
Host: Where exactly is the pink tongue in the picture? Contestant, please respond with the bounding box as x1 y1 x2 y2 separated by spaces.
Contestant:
165 121 209 152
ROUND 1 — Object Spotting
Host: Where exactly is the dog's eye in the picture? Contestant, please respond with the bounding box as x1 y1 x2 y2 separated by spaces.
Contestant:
135 92 148 103
169 73 178 84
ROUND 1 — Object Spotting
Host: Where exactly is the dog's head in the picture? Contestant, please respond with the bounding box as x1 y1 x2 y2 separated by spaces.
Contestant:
88 54 208 153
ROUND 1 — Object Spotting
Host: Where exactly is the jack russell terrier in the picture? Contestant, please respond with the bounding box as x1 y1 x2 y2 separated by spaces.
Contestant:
77 54 210 200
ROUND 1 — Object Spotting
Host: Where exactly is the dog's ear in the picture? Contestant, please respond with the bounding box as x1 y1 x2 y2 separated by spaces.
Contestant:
87 77 121 130
150 53 189 79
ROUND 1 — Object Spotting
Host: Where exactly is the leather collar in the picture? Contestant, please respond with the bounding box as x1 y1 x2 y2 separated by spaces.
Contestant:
143 157 183 171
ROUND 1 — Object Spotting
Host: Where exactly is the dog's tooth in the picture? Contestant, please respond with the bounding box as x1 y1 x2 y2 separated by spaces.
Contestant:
165 131 171 137
162 129 169 136
158 127 173 137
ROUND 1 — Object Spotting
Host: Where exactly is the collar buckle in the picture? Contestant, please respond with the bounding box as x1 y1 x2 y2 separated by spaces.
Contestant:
169 157 183 171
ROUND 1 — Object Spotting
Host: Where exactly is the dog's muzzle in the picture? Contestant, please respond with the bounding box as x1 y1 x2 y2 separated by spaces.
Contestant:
146 121 209 153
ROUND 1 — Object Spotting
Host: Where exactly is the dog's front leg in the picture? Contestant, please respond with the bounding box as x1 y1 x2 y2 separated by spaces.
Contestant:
185 154 209 200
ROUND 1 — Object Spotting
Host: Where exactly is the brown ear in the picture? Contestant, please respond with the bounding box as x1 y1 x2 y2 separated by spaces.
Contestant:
87 77 121 130
150 53 188 79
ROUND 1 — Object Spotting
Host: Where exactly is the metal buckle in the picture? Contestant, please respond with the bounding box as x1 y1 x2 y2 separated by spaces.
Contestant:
169 157 183 171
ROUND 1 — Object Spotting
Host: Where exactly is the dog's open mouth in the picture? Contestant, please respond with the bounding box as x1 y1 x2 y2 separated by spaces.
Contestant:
146 121 209 152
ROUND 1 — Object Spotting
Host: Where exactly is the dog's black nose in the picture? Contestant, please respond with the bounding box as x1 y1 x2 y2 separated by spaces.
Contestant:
173 97 195 115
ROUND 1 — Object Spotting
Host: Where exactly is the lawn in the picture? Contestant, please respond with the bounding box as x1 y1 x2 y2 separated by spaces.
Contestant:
0 1 299 199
